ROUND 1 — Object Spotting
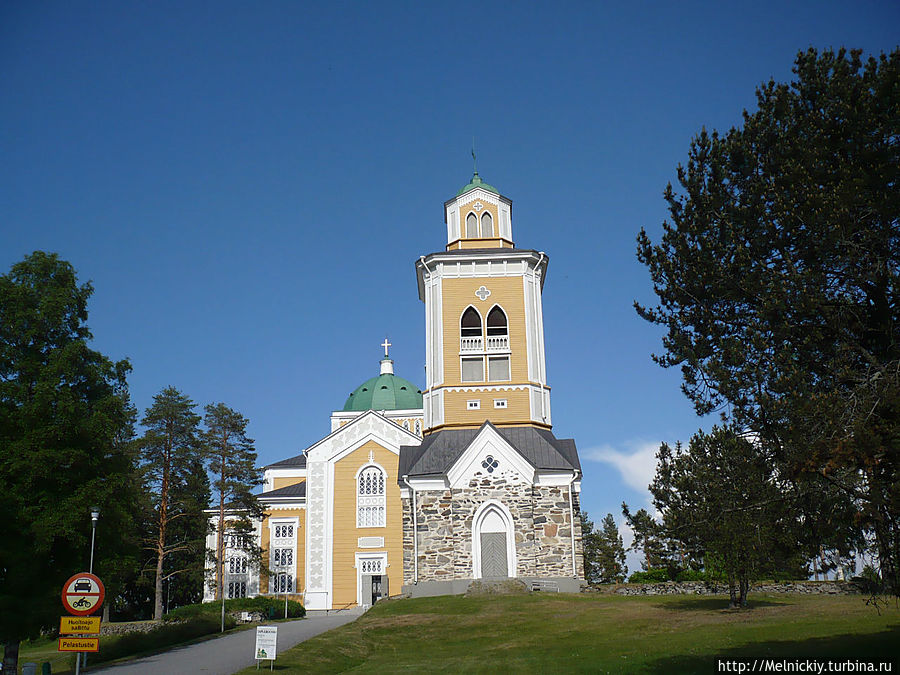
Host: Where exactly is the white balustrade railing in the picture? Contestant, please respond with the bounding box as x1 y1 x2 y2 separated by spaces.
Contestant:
460 335 509 352
486 335 509 351
460 336 483 352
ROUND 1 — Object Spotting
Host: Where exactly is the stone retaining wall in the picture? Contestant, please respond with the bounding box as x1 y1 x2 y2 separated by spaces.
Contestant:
99 621 162 636
596 581 864 596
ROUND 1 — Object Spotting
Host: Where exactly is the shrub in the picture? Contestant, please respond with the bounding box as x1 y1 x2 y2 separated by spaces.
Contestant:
164 597 305 622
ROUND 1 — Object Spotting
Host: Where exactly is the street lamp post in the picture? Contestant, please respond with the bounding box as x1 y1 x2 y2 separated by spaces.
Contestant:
78 506 100 674
89 506 100 574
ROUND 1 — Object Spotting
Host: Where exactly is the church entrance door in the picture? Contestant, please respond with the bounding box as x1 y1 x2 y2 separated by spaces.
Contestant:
480 532 508 578
472 501 515 579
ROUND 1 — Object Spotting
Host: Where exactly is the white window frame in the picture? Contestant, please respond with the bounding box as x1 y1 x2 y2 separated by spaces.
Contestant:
494 399 508 409
356 464 387 529
461 356 484 383
467 400 481 410
487 355 511 382
268 516 298 594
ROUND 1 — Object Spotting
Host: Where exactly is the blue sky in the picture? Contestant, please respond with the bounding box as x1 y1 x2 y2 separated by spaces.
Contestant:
2 1 897 566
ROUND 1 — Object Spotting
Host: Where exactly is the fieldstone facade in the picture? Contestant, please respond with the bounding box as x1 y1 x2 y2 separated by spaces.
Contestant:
402 468 584 585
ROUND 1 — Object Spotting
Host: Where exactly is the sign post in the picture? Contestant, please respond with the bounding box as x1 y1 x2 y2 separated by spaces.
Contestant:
60 573 104 674
254 625 278 670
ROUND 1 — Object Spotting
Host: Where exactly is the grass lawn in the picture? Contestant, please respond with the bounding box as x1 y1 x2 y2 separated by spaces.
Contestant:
237 593 899 673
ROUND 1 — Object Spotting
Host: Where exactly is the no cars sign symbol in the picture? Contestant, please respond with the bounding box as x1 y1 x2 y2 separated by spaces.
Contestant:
62 573 105 616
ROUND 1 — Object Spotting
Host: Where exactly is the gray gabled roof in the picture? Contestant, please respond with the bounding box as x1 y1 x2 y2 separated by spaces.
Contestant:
265 453 307 469
258 481 306 499
398 421 580 479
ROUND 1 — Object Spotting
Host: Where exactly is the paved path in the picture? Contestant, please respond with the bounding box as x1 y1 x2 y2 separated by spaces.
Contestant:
92 610 363 675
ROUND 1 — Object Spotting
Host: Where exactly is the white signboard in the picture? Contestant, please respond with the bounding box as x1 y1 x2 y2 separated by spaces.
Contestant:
255 625 278 661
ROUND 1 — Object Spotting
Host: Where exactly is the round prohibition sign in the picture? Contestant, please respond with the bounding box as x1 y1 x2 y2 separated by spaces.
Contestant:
62 573 105 616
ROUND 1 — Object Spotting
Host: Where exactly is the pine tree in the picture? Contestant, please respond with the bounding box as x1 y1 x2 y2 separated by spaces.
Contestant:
597 514 628 583
138 387 205 619
204 403 263 602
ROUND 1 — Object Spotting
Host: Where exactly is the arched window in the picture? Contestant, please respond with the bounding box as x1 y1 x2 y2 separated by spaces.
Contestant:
357 466 386 528
403 419 410 431
486 306 508 337
481 212 493 237
466 212 478 238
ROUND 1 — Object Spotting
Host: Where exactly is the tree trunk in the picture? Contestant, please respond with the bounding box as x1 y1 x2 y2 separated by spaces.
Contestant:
728 580 739 608
154 446 169 620
3 640 19 674
216 442 226 602
739 578 750 607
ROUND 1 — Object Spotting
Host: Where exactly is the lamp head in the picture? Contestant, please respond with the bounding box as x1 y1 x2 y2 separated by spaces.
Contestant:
90 506 100 521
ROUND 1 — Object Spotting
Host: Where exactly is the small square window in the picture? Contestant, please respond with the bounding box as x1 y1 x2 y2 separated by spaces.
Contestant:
494 399 508 409
467 400 481 410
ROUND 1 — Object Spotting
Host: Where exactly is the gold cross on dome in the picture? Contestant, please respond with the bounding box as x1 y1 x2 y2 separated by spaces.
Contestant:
381 338 391 357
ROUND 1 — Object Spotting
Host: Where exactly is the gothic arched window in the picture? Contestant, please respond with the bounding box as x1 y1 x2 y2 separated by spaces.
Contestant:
486 306 508 337
481 212 493 237
466 212 478 238
357 466 386 528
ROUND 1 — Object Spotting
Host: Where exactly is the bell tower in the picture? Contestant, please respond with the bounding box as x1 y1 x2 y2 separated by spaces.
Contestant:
416 171 551 432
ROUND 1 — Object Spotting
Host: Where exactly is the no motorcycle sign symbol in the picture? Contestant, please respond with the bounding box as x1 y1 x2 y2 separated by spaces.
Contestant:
61 572 105 616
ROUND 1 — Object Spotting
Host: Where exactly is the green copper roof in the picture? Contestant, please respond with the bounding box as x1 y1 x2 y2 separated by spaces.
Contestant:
343 373 423 412
456 171 499 196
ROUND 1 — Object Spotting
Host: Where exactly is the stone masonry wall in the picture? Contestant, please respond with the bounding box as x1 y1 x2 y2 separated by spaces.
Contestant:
402 468 584 584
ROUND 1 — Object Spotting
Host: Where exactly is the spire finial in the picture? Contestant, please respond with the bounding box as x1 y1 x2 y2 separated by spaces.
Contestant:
471 137 478 176
380 337 394 375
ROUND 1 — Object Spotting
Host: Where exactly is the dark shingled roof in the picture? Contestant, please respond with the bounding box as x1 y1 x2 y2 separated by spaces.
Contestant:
398 421 580 479
258 482 306 499
265 453 307 469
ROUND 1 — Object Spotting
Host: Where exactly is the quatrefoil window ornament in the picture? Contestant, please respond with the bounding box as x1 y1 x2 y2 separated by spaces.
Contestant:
481 455 499 473
473 201 484 212
475 285 491 301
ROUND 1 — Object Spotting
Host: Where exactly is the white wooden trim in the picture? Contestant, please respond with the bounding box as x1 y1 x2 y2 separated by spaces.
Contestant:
471 500 517 579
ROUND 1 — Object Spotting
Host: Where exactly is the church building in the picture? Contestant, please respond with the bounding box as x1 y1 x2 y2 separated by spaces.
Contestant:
205 171 584 608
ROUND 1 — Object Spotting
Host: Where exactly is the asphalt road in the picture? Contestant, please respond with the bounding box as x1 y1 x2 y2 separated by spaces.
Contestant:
91 610 363 675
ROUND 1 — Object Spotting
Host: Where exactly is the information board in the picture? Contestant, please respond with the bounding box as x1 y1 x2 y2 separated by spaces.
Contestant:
255 625 278 661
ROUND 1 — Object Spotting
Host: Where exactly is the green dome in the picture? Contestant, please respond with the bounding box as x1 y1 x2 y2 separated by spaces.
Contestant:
456 171 499 196
343 372 423 412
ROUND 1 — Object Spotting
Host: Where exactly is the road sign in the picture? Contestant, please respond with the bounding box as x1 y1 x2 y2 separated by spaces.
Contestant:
254 625 278 660
58 637 99 652
60 616 101 634
61 573 105 616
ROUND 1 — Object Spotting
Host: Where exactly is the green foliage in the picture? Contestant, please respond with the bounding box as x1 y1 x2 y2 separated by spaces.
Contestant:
636 47 900 594
164 597 305 622
0 252 140 666
651 427 804 606
581 512 628 584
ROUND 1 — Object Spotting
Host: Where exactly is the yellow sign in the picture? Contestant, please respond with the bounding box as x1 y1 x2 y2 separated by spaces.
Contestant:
60 616 101 634
58 637 99 652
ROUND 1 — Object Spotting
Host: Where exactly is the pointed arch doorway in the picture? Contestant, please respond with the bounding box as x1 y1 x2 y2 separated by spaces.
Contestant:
472 500 516 579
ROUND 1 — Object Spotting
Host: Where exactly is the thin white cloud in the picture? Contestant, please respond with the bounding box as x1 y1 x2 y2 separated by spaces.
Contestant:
586 441 660 495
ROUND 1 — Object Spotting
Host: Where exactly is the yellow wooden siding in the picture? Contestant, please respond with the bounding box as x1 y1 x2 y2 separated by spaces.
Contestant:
272 476 306 490
440 389 531 426
259 508 305 602
440 276 529 387
331 440 404 607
